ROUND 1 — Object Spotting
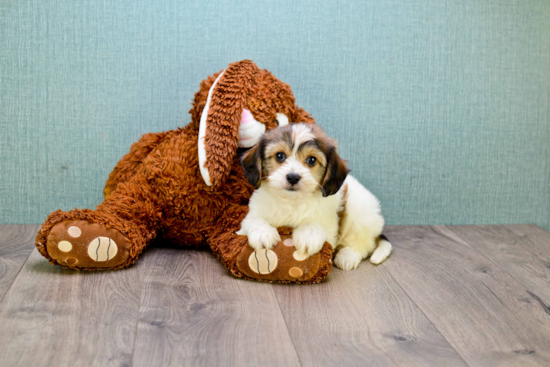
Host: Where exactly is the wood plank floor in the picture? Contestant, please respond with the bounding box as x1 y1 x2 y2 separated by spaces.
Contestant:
0 224 549 367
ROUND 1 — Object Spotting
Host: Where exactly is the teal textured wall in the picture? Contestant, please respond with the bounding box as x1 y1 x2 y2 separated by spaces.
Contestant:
1 0 549 230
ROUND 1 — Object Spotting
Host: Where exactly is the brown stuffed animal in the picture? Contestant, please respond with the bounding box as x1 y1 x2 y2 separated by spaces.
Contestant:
36 60 333 283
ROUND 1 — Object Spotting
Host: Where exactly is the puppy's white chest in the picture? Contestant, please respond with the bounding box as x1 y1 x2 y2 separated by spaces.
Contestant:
253 189 341 245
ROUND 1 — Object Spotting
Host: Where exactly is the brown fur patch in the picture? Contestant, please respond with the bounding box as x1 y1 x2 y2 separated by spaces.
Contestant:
320 144 349 196
264 140 293 161
241 144 263 189
337 183 349 237
295 144 327 182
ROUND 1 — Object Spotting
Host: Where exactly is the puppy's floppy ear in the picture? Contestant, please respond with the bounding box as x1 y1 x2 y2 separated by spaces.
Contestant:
197 60 260 188
241 143 263 189
321 145 349 197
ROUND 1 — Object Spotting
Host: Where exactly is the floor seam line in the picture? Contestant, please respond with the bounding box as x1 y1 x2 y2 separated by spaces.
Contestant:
129 258 148 367
272 285 305 367
382 226 472 367
382 263 471 367
0 246 35 305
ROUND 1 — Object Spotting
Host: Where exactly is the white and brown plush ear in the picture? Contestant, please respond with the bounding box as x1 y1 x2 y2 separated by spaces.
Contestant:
198 60 261 187
238 108 267 148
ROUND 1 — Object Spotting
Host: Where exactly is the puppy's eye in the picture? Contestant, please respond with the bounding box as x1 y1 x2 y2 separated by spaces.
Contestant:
306 156 317 166
275 152 286 163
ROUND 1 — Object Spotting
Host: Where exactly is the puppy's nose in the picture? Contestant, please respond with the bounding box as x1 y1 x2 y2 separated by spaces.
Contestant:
286 173 301 185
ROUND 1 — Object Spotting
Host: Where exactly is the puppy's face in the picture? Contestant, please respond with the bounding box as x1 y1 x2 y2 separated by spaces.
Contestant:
242 124 349 196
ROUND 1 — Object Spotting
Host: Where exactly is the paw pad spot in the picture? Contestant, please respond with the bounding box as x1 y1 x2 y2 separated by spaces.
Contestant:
87 237 118 262
283 238 294 247
67 226 81 238
248 249 278 274
58 240 73 252
66 258 78 265
289 267 303 278
293 251 307 261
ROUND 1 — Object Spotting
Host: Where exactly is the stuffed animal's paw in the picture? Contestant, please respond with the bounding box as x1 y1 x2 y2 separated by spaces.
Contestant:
44 219 132 269
235 228 333 283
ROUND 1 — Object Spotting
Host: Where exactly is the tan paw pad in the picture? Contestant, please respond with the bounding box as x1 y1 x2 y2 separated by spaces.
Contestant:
289 267 303 278
68 226 81 238
58 240 73 252
248 249 278 274
87 237 118 262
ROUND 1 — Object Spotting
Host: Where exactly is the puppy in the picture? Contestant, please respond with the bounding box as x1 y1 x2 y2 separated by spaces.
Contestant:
236 123 392 270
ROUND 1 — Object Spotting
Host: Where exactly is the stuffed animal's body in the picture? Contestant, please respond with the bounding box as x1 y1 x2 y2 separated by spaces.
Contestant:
35 60 334 283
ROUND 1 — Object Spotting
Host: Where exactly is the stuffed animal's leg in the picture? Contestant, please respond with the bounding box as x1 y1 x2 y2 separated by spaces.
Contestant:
207 205 334 284
103 131 169 198
36 174 162 270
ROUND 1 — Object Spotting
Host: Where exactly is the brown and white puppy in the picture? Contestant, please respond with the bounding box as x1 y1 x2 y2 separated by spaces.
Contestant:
237 123 392 270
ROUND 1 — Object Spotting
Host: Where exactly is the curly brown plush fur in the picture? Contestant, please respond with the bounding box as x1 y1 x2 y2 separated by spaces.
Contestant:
36 60 332 284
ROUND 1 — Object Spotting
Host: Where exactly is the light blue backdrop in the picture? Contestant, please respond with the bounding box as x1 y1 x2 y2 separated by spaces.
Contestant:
1 0 549 230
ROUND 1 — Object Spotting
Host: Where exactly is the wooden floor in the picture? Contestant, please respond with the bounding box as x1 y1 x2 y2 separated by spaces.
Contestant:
1 225 550 366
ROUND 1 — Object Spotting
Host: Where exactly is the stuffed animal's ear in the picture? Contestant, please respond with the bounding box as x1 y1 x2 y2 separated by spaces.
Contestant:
291 106 316 125
241 144 263 189
321 146 349 197
198 60 259 187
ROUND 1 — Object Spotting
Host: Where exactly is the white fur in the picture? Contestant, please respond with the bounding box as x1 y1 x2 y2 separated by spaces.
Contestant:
333 175 390 269
244 217 282 249
237 134 392 268
291 124 316 155
237 183 339 257
275 113 289 127
369 238 392 265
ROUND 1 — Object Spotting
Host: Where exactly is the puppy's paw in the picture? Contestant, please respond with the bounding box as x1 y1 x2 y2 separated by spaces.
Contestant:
334 247 362 270
247 225 281 251
293 223 326 258
370 239 392 265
